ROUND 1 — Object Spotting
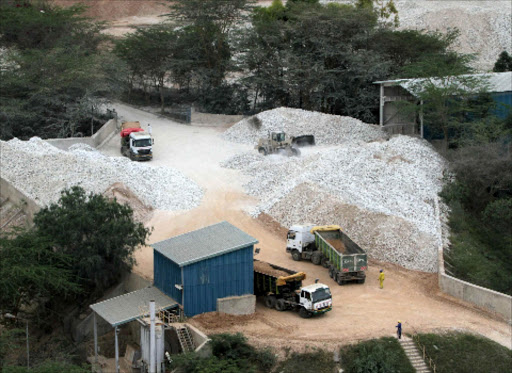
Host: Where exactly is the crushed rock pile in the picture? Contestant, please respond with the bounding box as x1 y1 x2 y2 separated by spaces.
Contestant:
222 135 446 272
222 107 387 145
1 138 203 212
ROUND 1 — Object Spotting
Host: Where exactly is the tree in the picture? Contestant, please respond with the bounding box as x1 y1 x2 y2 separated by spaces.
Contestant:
0 1 104 51
164 0 253 98
115 25 177 112
493 51 512 72
0 229 80 315
0 1 120 140
356 0 399 27
33 187 150 294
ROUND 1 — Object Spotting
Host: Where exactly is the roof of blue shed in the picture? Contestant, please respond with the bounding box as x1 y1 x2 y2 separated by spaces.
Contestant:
152 221 258 267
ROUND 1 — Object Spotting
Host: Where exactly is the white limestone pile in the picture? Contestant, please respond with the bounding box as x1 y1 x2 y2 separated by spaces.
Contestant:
222 135 446 272
222 107 387 145
0 137 203 212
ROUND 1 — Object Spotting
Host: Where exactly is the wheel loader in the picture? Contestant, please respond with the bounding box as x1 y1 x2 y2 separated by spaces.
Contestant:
255 131 301 156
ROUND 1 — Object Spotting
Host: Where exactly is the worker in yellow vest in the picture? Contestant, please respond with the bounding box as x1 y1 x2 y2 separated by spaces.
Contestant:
378 269 385 289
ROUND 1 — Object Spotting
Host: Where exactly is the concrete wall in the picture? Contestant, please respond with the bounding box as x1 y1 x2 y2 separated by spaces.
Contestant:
187 323 212 358
191 111 244 127
46 118 117 151
0 176 42 221
216 294 255 316
435 200 512 321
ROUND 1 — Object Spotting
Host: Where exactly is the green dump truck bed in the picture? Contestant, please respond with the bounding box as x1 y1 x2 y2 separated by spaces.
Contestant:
253 260 304 296
314 229 367 274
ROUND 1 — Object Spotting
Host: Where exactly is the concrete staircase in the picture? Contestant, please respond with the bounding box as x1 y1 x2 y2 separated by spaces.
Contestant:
175 324 195 353
399 336 431 373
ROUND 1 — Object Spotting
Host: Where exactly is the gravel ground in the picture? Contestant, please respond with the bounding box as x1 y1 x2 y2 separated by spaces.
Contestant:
222 107 387 145
0 138 203 211
222 135 446 272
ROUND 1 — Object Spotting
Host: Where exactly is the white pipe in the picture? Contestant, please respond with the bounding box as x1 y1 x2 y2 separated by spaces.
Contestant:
150 300 156 373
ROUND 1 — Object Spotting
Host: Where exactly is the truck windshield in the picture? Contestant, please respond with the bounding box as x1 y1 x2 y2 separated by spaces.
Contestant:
287 231 296 239
133 139 152 147
312 288 331 302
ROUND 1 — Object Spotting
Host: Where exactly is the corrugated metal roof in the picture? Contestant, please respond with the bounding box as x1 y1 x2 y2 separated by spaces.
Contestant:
152 221 258 267
374 72 512 94
90 286 178 327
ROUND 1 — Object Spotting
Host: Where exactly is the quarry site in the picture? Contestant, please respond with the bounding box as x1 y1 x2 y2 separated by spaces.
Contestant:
1 1 511 372
2 103 510 353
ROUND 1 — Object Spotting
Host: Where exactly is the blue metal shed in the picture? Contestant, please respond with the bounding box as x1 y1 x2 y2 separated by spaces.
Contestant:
152 221 258 317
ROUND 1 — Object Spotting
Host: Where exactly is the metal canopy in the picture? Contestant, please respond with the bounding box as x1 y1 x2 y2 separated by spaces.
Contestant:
90 286 178 327
152 221 258 267
374 72 512 96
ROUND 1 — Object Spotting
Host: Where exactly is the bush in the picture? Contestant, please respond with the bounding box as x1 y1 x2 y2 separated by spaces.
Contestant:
415 332 512 373
169 333 275 373
340 337 414 373
276 348 336 373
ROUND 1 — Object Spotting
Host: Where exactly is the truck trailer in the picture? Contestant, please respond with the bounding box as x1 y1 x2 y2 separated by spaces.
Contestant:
120 121 154 161
253 259 332 318
286 225 367 285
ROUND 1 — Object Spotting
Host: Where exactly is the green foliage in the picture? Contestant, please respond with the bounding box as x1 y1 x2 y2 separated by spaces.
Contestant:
170 333 275 373
493 51 512 72
276 348 336 373
441 141 512 295
115 25 177 111
0 229 80 315
33 186 150 294
0 1 103 50
340 337 414 373
415 332 512 373
0 1 120 140
0 328 24 368
3 361 90 373
356 0 399 26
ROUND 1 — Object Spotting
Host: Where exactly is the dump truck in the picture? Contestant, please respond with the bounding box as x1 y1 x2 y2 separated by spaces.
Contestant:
253 259 332 318
286 225 367 285
120 121 154 161
255 131 300 156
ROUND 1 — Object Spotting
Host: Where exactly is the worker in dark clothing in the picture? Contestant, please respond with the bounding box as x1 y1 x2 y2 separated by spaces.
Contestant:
396 320 402 339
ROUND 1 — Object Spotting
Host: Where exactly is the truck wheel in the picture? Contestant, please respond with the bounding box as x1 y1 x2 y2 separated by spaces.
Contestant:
275 299 287 312
358 278 366 284
336 274 345 286
321 257 329 268
299 307 312 319
264 295 276 309
291 250 301 261
258 147 267 156
311 252 322 265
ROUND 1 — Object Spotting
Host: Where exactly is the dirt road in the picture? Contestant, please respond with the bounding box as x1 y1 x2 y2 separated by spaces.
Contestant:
100 104 511 350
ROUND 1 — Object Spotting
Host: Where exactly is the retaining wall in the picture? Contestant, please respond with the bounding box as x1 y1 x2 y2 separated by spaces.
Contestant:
0 176 42 221
216 294 255 315
46 118 117 150
435 200 512 321
191 112 244 127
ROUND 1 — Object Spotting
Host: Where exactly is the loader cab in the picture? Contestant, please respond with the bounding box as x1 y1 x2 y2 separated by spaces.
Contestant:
271 132 286 143
286 224 316 253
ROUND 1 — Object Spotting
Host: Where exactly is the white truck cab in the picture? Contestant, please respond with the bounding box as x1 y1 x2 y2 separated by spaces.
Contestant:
286 224 316 259
299 283 332 315
126 132 153 161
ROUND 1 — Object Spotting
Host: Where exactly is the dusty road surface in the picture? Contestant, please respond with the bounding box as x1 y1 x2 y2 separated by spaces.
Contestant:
100 103 511 351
